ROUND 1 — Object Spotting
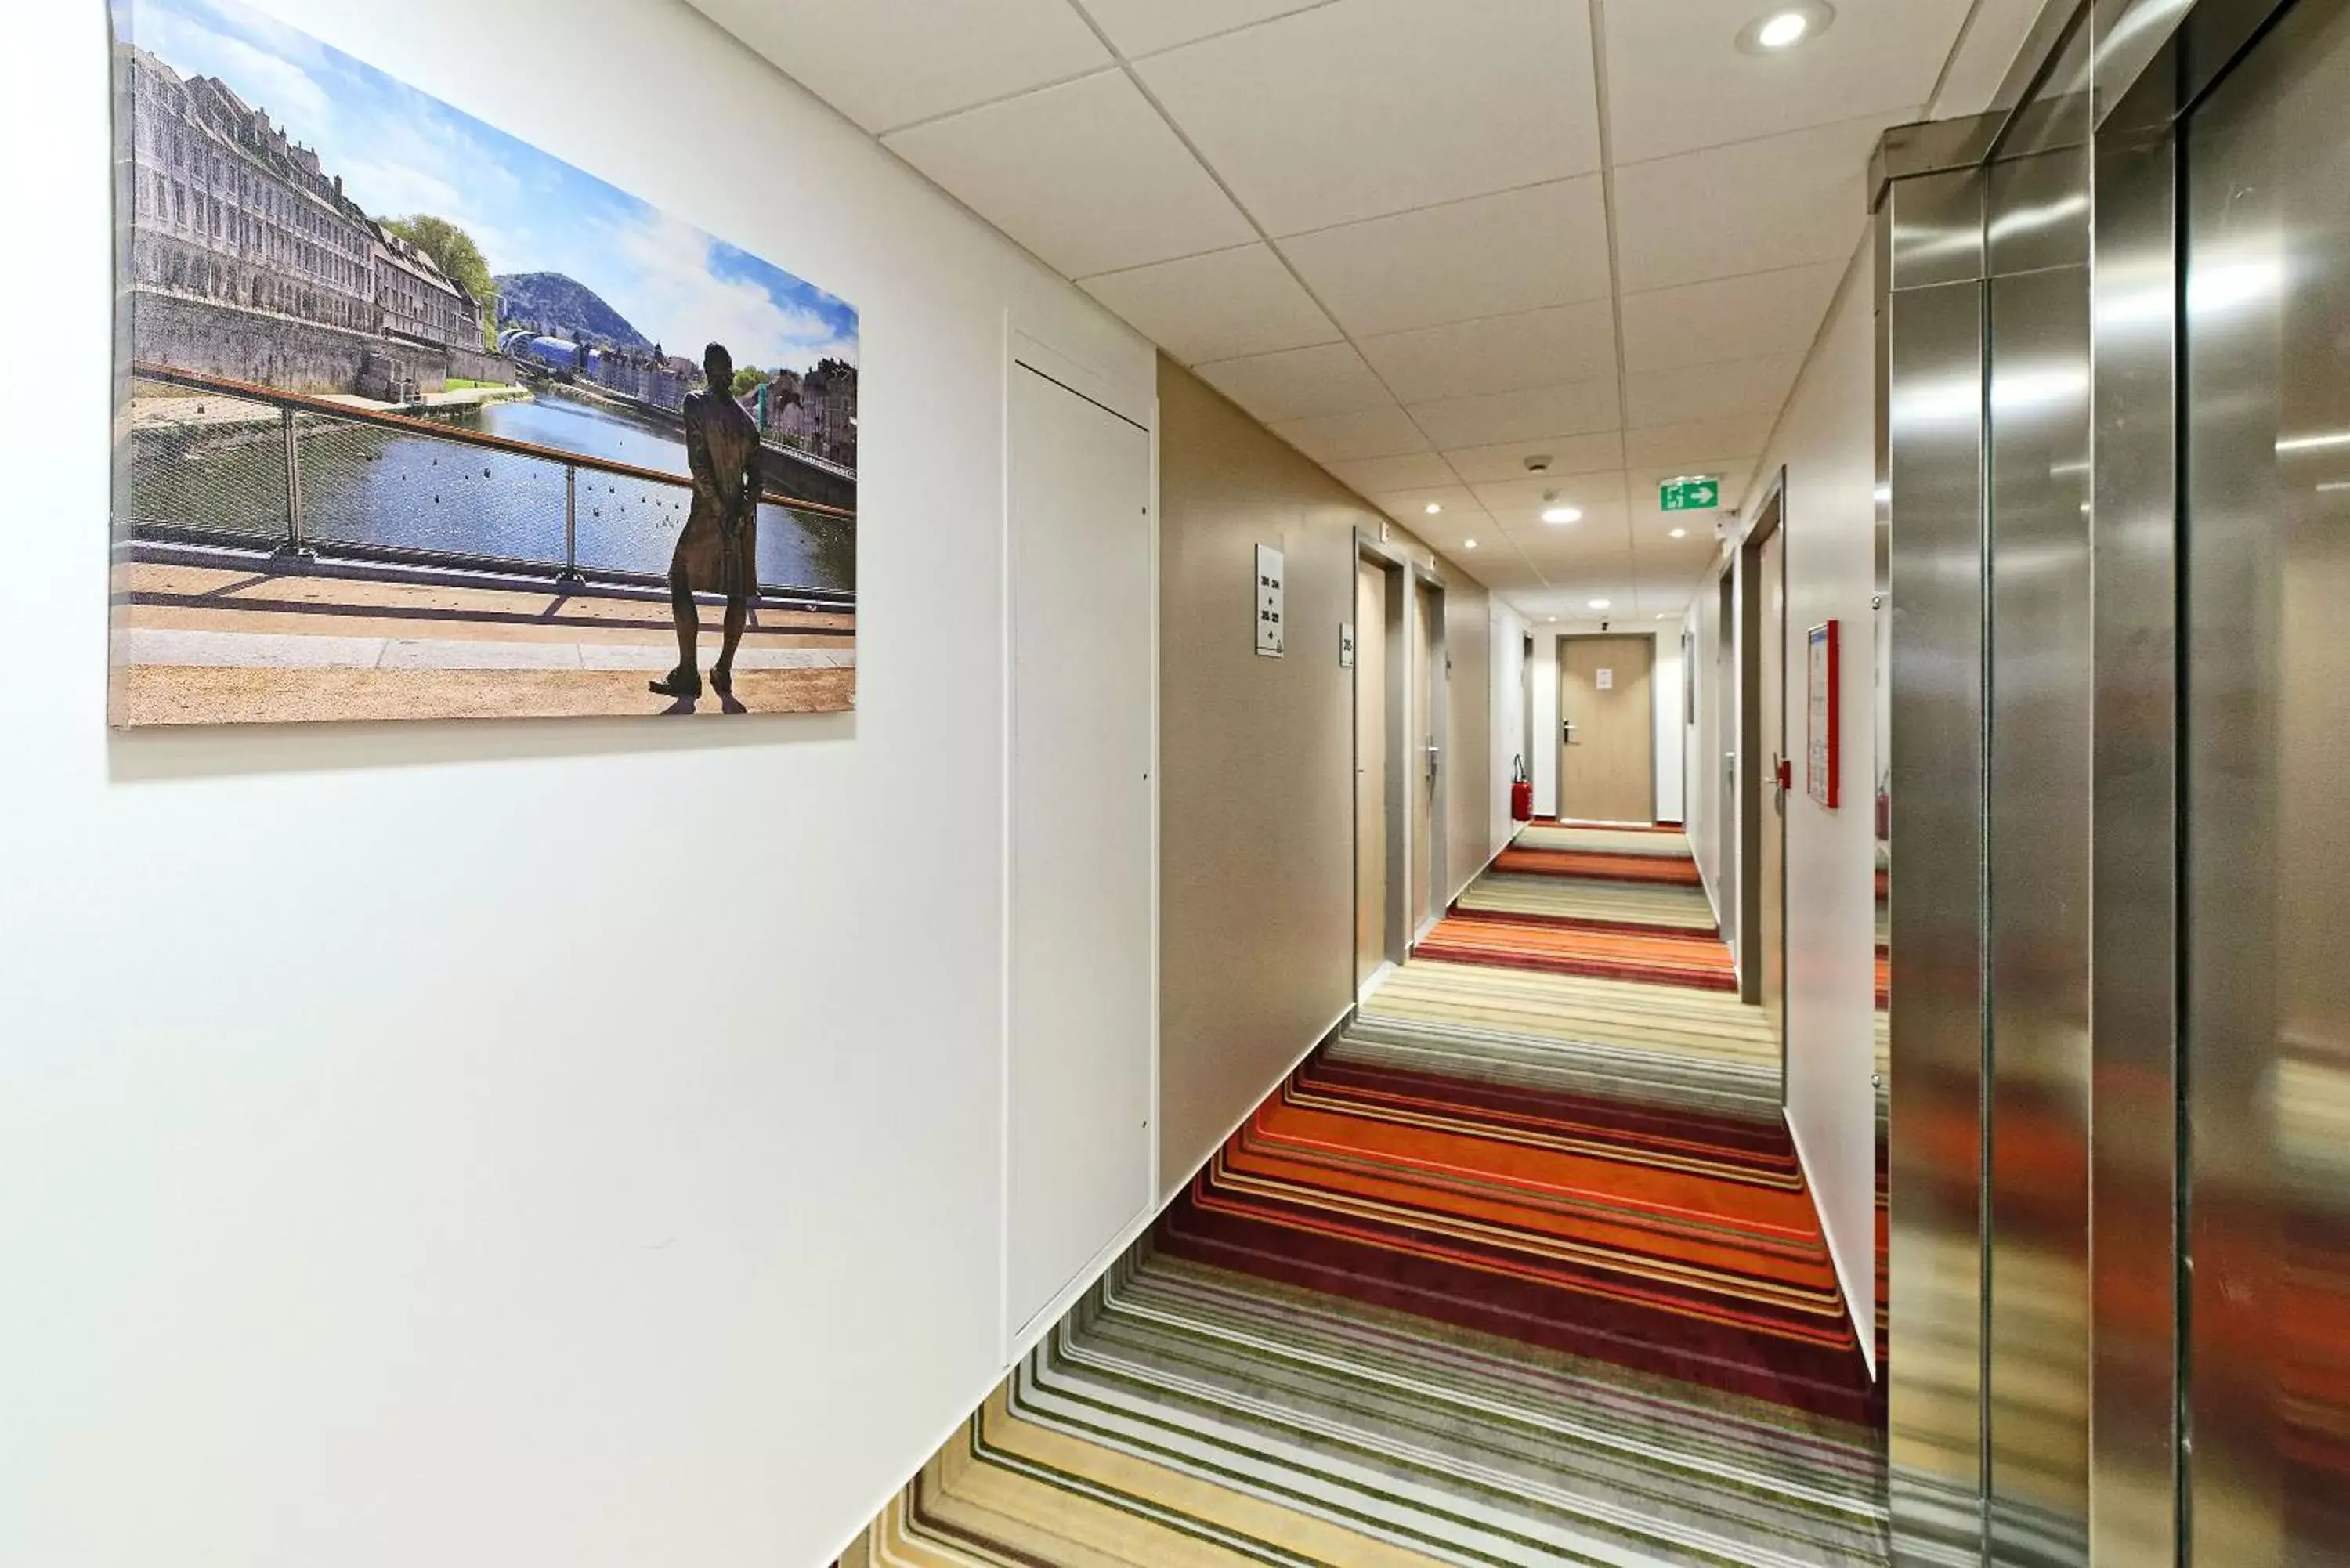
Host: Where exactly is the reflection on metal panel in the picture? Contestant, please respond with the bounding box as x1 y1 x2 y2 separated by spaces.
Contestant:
2184 2 2350 1559
1886 262 1988 1568
1893 168 1990 292
2087 112 2180 1568
1986 261 2093 1568
1981 33 2097 1564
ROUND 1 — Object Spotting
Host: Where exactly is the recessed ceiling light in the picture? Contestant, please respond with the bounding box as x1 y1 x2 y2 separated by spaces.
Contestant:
1668 527 1688 538
1542 506 1582 525
1657 613 1673 621
1425 503 1443 515
1737 2 1833 53
1546 616 1559 623
1588 598 1611 610
1463 538 1478 549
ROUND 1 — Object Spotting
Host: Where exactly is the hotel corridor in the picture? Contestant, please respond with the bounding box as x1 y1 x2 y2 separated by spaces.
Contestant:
845 825 1885 1567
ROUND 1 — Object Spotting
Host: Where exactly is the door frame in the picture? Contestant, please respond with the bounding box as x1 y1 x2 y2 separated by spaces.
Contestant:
1736 469 1788 1017
1410 565 1449 941
1352 532 1414 992
1553 631 1659 826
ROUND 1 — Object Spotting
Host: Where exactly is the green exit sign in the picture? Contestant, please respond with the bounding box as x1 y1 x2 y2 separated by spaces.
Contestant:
1660 475 1721 511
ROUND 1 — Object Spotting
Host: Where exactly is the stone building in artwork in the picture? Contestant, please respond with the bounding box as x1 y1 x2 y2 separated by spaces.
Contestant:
115 40 494 398
763 359 858 469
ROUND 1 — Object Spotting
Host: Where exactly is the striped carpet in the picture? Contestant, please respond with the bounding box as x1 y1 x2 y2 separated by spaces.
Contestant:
1419 822 1733 992
1453 873 1717 931
843 826 1885 1567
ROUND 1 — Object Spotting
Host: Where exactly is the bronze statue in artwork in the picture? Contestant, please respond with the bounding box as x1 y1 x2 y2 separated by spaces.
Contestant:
651 341 765 703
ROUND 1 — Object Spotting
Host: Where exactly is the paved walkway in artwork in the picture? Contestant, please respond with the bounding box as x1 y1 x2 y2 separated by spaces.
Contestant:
111 558 855 724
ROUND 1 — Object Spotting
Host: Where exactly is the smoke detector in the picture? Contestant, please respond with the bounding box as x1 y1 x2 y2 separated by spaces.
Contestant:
1524 454 1553 475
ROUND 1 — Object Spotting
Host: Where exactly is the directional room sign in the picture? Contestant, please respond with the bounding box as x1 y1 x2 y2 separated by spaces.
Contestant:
1660 475 1722 511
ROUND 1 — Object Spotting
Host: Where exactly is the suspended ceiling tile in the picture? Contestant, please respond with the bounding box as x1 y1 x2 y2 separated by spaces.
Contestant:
1442 428 1624 485
1080 244 1340 365
1467 556 1547 590
1323 451 1461 495
1612 113 1900 293
1928 0 2048 116
1073 0 1329 59
1364 486 1484 522
1195 341 1393 423
1278 179 1611 338
1134 0 1601 236
1406 376 1621 451
1357 301 1618 403
688 0 1113 135
1625 352 1806 428
1270 404 1433 463
1497 517 1633 562
884 71 1256 279
1474 470 1629 522
1626 454 1760 499
1621 261 1847 372
1601 0 1967 165
1623 414 1781 468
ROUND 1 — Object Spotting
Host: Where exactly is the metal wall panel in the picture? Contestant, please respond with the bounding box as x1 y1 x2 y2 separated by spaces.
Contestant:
1984 263 2093 1568
2086 107 2179 1568
2182 4 2350 1560
1885 257 1990 1567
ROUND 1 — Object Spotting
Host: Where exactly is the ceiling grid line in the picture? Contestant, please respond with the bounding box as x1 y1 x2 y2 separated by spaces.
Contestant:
873 63 1124 139
1582 0 1642 620
1054 0 1548 589
685 0 2034 621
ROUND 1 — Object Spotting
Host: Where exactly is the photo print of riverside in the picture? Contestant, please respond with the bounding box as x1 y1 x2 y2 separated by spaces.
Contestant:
109 0 859 725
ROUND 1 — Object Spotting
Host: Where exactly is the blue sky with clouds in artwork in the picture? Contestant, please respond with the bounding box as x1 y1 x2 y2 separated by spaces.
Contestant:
120 0 859 374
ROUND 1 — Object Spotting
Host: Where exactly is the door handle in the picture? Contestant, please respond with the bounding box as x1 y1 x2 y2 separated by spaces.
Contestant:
1562 719 1576 745
1426 740 1441 779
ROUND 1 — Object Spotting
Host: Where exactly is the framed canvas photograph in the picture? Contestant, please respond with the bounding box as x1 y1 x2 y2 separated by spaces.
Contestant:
110 0 859 724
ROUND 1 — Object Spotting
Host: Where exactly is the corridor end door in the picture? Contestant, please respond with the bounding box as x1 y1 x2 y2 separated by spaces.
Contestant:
1007 356 1153 1345
1354 557 1389 988
1557 635 1654 825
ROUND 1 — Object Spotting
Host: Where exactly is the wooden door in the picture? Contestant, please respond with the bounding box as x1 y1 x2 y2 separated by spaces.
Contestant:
1557 635 1655 824
1354 558 1388 987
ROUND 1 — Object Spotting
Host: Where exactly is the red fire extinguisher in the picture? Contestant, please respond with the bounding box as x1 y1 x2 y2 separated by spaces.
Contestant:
1509 753 1533 822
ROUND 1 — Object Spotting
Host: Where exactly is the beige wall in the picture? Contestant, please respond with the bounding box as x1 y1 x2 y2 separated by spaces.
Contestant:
1157 357 1493 1187
1442 563 1496 902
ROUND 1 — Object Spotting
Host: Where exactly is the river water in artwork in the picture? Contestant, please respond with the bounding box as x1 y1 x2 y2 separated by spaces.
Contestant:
122 386 855 594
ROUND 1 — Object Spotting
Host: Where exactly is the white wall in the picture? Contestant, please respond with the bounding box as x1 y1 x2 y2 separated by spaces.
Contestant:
0 5 1156 1567
1729 238 1882 1367
1526 626 1684 825
1683 565 1734 921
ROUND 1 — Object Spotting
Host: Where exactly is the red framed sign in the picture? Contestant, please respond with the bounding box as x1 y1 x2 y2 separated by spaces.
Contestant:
1807 620 1841 809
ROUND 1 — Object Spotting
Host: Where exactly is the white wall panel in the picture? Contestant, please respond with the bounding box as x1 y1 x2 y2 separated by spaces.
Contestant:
1735 240 1879 1357
0 5 1156 1566
1006 357 1155 1346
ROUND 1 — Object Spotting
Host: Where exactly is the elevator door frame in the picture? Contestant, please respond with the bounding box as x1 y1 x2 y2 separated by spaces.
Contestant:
1874 0 2319 1562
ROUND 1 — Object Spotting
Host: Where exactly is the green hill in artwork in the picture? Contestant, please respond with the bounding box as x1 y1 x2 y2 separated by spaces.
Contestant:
492 272 652 352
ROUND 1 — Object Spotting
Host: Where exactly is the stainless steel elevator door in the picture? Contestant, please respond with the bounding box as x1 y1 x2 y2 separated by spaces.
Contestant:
2182 2 2350 1559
